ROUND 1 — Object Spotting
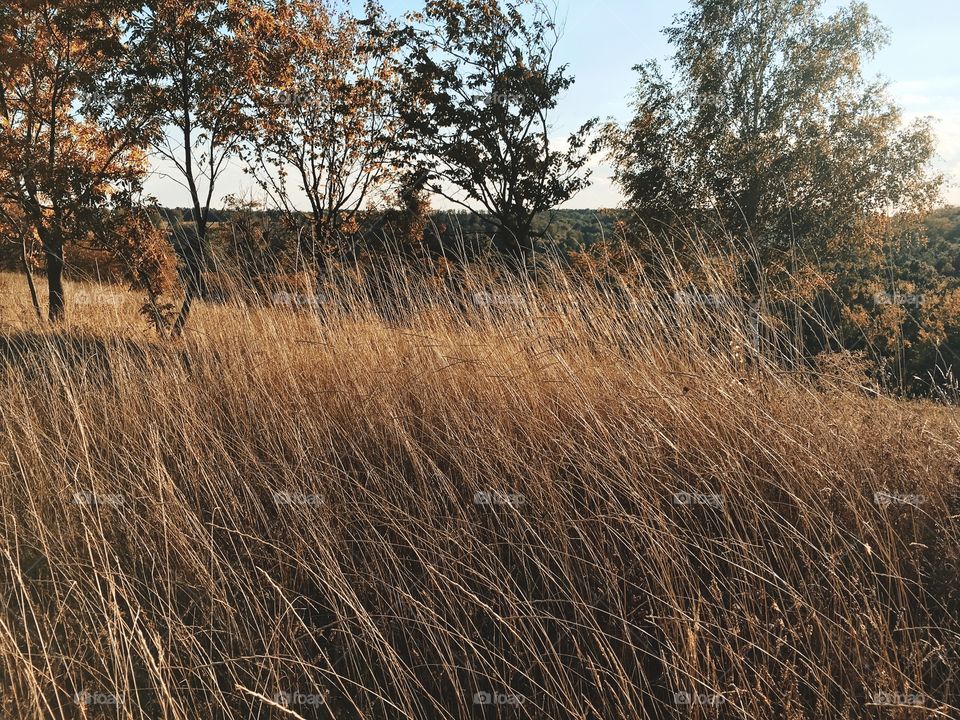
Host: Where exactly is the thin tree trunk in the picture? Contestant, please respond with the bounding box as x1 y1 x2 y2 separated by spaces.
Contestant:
171 241 204 337
171 102 209 338
171 289 195 337
22 228 43 322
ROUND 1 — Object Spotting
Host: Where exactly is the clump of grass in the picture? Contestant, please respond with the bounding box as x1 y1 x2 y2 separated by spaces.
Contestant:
0 252 957 719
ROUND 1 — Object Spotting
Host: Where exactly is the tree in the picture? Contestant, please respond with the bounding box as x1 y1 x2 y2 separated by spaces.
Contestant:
603 0 944 382
0 0 152 321
395 0 596 262
247 0 402 269
129 0 270 335
603 0 941 278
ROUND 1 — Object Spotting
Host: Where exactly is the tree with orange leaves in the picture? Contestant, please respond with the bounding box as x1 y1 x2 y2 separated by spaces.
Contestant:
0 0 154 322
246 0 403 269
128 0 280 335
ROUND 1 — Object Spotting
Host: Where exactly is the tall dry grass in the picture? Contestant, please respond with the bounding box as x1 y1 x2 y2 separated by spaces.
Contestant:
0 251 957 719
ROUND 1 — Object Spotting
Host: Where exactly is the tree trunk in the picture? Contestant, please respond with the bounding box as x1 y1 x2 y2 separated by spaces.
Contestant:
22 228 43 322
171 234 205 337
493 216 532 267
41 226 66 322
171 290 194 337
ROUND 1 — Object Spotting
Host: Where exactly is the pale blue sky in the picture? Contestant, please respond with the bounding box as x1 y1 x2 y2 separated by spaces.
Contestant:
144 0 960 209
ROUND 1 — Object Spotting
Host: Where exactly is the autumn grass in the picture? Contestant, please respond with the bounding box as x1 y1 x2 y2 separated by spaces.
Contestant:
0 256 958 719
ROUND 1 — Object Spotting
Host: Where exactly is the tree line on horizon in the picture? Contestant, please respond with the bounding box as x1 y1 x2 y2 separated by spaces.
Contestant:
1 0 957 394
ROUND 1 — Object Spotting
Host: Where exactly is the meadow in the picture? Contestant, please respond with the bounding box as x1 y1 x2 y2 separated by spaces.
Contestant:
0 256 957 719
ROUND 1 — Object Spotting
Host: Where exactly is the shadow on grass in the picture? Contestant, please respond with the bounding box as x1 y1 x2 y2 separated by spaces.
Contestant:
0 329 187 383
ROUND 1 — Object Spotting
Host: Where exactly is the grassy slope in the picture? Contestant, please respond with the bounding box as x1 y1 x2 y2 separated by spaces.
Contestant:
0 268 957 719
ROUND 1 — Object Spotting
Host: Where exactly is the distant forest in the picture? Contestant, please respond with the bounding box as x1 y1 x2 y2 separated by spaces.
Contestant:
151 206 627 253
151 204 960 276
916 206 960 279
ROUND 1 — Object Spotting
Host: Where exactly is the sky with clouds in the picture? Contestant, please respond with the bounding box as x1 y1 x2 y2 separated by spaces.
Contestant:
143 0 960 210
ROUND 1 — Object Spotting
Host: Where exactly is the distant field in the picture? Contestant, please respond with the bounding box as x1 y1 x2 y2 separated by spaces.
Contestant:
0 266 957 719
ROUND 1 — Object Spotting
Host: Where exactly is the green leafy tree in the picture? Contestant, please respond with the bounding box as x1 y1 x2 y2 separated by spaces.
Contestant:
603 0 941 281
395 0 596 262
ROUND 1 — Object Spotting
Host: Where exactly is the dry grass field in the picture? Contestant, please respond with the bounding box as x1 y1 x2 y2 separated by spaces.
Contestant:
0 259 957 719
